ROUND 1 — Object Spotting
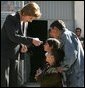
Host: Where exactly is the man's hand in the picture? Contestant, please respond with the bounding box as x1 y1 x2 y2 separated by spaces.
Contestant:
20 44 28 53
32 38 43 46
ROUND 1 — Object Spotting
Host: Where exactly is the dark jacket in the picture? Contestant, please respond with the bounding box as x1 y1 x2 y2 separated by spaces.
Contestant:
1 12 33 60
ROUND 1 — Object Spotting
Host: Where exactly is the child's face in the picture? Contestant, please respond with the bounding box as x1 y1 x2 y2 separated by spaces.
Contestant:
44 42 55 65
46 55 55 65
44 42 52 52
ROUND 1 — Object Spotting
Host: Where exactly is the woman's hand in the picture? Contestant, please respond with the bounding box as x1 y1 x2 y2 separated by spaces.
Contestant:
32 38 43 46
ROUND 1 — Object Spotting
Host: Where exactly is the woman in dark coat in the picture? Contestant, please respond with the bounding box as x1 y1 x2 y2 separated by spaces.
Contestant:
1 2 42 87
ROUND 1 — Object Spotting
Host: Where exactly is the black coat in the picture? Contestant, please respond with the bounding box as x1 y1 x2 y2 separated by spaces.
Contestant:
1 12 33 60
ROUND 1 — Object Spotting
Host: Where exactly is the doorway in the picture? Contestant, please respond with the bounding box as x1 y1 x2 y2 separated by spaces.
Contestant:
26 20 48 82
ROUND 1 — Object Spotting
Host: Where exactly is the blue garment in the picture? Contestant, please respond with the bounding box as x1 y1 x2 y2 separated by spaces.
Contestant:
60 28 84 87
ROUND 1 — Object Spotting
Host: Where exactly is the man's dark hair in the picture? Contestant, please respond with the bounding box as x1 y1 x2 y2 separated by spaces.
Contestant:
50 20 66 30
75 27 81 32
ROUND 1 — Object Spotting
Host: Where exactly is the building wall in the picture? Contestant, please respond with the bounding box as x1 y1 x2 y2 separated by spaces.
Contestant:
1 1 84 35
1 1 24 28
1 1 74 31
33 1 74 31
74 1 84 37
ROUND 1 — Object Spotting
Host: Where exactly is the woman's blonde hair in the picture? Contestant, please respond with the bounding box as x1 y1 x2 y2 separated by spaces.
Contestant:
20 2 42 19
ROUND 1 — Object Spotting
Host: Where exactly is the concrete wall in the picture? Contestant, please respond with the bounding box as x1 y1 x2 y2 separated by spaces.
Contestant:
74 1 84 37
35 1 74 31
1 1 84 36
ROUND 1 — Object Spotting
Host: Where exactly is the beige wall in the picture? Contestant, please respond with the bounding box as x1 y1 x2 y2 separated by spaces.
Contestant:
74 1 84 37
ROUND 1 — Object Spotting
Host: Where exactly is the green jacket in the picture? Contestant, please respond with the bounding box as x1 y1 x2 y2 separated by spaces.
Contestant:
37 66 63 87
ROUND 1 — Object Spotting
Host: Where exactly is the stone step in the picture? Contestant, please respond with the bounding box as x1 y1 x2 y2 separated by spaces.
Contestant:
23 82 40 87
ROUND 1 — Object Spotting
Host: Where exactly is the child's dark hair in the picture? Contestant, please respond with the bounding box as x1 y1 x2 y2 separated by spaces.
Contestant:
46 38 65 66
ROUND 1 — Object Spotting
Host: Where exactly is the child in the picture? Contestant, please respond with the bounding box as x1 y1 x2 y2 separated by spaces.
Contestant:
35 38 64 87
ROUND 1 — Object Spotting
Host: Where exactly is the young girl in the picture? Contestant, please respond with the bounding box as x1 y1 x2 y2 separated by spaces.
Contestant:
35 38 65 87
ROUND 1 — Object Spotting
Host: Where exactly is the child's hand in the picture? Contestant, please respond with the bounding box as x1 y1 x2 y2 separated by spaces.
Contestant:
35 68 42 80
37 68 42 75
57 67 64 73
